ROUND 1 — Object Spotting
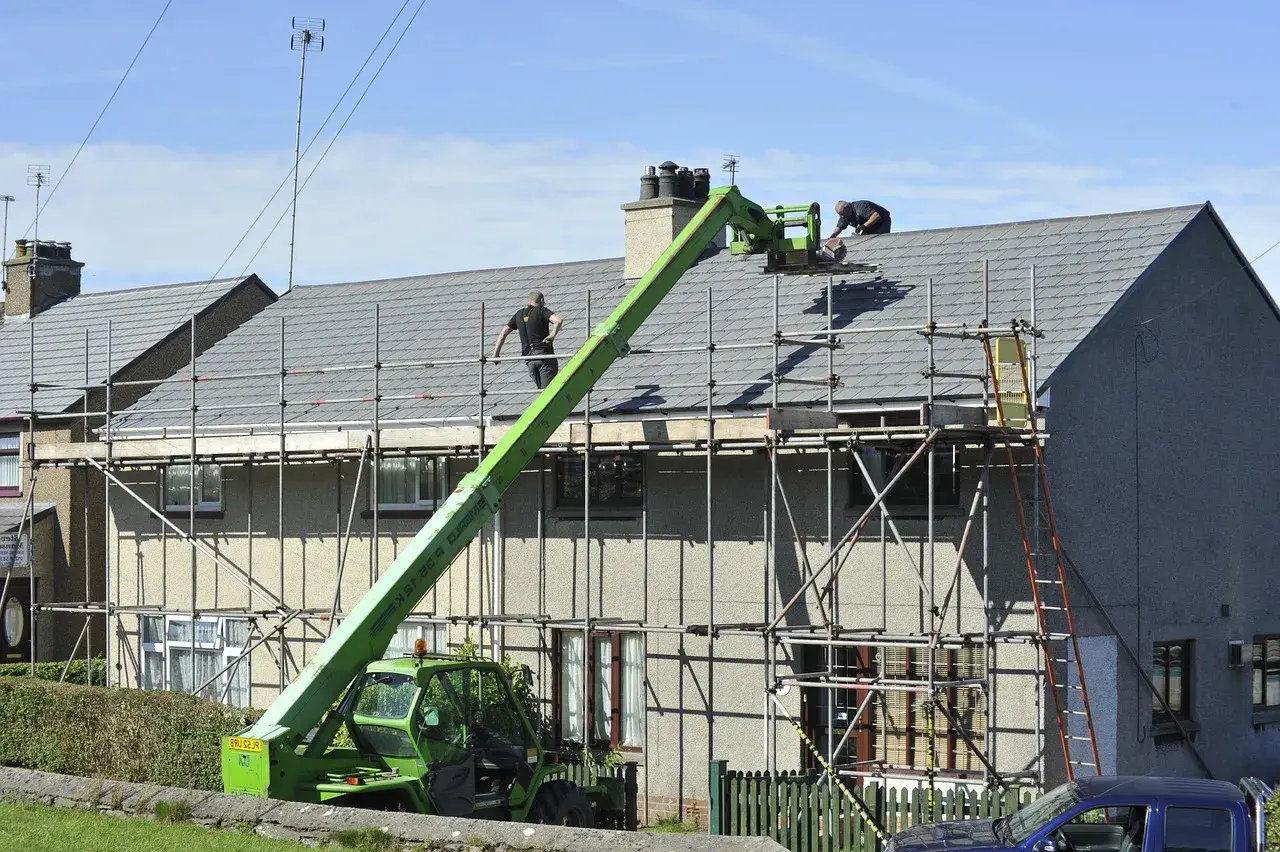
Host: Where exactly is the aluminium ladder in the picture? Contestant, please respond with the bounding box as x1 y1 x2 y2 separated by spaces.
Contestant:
984 331 1102 782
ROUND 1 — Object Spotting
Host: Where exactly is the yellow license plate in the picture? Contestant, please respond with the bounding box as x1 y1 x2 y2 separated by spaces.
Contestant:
228 737 263 753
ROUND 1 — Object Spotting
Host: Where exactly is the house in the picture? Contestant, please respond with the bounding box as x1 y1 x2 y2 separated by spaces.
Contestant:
34 181 1280 824
0 239 276 664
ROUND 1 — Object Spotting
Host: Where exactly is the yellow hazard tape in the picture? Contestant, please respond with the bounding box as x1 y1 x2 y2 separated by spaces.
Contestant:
770 692 888 842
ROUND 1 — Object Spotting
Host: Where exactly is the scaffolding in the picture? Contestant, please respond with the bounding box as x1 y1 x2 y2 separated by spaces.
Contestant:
11 257 1100 808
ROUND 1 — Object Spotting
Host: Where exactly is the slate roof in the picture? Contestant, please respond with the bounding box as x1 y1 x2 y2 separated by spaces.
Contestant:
109 205 1205 433
0 277 266 421
0 502 55 534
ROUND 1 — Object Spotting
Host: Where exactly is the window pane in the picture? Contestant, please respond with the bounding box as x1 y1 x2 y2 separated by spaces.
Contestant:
1268 640 1280 707
167 618 192 642
417 459 437 506
556 455 642 510
0 435 18 489
1166 645 1183 714
378 458 416 506
201 464 222 505
142 650 164 690
194 620 218 644
428 623 446 654
621 634 645 746
141 615 163 645
223 618 249 648
1152 646 1168 706
1254 646 1264 706
559 632 584 742
1165 807 1232 852
593 637 612 742
385 623 418 659
165 466 191 507
225 654 249 707
170 647 192 693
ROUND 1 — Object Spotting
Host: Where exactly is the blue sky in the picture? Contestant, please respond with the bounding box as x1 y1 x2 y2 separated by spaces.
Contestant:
1 1 1277 292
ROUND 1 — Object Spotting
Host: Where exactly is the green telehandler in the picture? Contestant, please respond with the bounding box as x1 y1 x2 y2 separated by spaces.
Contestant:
221 186 827 824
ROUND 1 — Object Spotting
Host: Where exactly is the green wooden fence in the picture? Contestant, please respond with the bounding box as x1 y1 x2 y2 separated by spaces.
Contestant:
708 761 1034 851
547 761 638 830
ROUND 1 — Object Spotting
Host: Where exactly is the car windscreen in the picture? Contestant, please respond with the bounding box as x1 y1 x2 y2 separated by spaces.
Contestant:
1006 783 1081 843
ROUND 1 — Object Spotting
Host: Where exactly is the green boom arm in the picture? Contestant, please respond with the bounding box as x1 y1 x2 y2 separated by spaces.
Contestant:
238 186 773 749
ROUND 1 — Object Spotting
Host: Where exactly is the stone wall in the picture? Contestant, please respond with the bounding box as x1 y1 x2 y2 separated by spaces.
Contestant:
0 766 785 851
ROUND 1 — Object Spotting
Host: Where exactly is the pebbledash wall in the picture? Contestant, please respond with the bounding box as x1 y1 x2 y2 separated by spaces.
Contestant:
105 445 1045 818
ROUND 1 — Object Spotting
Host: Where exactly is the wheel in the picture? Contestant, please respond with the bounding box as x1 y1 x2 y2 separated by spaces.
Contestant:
529 780 595 828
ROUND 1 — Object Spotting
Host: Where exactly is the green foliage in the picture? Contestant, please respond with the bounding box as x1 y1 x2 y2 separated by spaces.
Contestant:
153 800 192 823
1266 793 1280 851
448 637 544 735
0 656 107 686
641 814 701 834
332 826 395 851
0 677 258 791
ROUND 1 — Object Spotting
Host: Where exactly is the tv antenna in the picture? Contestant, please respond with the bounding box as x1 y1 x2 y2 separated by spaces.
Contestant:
27 166 49 249
288 16 325 292
1 194 14 291
721 154 739 186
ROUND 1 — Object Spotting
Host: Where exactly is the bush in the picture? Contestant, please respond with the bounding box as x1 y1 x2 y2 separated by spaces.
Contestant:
0 657 107 686
0 677 258 791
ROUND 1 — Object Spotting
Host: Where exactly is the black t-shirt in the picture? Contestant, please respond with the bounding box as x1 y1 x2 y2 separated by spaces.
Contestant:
838 200 891 232
508 305 554 356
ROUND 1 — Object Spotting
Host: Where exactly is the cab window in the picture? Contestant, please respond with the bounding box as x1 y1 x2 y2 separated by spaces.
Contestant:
1056 806 1146 852
474 668 531 748
1164 807 1232 852
417 670 468 753
353 672 417 719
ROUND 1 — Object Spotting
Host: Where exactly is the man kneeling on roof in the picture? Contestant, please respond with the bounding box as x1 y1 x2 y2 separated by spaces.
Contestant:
492 289 563 389
829 199 892 239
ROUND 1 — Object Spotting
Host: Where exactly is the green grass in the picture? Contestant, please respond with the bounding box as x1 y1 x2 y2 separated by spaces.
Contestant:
639 814 702 833
0 802 303 852
332 826 396 851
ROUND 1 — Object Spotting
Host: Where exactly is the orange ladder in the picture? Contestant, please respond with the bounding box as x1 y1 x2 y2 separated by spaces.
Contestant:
985 331 1102 781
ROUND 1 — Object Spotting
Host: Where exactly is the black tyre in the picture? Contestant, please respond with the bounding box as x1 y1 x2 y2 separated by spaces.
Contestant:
529 780 595 828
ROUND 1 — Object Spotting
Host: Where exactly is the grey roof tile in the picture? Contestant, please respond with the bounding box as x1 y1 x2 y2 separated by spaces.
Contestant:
108 206 1204 432
0 277 264 420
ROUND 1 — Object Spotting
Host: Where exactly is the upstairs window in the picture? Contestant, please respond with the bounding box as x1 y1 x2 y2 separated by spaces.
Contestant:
554 453 644 513
0 433 19 495
164 463 223 512
1252 636 1280 709
850 446 959 510
1153 640 1192 723
376 457 443 511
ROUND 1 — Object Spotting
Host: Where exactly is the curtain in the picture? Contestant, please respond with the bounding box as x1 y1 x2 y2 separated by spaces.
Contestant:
201 464 222 505
417 458 438 505
142 650 164 690
621 633 644 746
141 615 163 645
223 618 250 648
225 654 250 707
379 458 416 506
593 637 612 742
385 623 417 658
559 632 584 742
170 648 220 698
164 465 192 507
0 434 18 489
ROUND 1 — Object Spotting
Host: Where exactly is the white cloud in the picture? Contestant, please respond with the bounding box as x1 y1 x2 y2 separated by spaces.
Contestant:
0 134 1277 293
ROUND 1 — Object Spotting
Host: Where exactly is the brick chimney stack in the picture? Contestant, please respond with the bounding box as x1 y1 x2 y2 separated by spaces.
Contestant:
3 240 83 319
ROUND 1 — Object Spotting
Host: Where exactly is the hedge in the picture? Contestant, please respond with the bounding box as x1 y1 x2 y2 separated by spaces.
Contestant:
0 657 106 686
0 678 258 791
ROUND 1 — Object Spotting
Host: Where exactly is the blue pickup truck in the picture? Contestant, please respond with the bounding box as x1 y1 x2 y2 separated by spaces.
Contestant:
886 776 1273 852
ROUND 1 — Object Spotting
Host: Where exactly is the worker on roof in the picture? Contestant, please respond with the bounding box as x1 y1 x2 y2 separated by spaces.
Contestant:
828 199 892 239
493 290 563 389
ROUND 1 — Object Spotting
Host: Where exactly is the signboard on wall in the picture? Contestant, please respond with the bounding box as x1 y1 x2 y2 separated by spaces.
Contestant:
0 532 30 569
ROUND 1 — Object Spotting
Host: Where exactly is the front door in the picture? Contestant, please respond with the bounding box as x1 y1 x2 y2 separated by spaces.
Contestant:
0 579 31 663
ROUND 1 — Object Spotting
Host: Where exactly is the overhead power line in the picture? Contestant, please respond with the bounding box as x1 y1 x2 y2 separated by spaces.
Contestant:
22 0 175 237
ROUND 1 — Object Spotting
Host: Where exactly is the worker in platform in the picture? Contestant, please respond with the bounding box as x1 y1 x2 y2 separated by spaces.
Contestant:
493 290 563 389
828 199 892 239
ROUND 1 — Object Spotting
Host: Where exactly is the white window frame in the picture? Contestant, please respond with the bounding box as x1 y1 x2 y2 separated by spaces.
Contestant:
373 456 444 511
139 614 250 707
383 618 447 659
163 463 224 513
0 431 21 493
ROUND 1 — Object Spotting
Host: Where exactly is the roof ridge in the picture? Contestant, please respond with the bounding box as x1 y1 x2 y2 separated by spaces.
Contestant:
290 256 624 293
893 203 1206 238
75 275 250 299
